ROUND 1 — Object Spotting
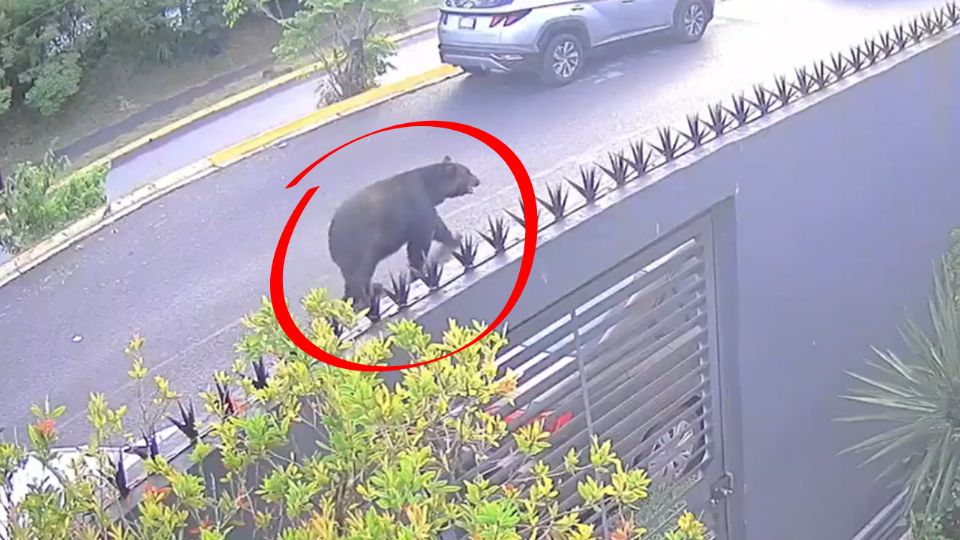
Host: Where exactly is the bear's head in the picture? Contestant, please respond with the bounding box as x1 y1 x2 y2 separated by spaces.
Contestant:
423 155 481 204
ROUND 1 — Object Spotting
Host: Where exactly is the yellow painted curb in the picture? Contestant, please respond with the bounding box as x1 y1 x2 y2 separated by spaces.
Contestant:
209 64 462 168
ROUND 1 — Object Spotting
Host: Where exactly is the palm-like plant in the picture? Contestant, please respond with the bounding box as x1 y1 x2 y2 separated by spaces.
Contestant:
838 251 960 520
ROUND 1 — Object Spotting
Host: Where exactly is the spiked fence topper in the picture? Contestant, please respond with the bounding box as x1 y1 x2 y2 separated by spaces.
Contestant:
537 183 570 220
628 140 656 175
506 197 540 228
167 399 199 442
568 166 604 204
453 233 479 269
684 114 709 149
366 288 383 321
772 75 797 106
386 271 412 308
598 150 632 186
479 215 511 253
413 254 445 290
250 358 269 390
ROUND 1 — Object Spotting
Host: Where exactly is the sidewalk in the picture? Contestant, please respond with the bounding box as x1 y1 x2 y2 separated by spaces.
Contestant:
103 32 443 202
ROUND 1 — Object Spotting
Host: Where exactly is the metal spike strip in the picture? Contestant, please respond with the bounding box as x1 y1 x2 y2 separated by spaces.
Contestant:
453 233 479 270
479 215 512 252
385 271 412 308
567 166 603 204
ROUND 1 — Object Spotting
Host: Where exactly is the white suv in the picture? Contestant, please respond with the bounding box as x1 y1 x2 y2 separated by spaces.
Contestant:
437 0 714 85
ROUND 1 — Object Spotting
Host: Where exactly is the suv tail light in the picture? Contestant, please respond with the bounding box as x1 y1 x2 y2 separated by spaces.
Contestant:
490 9 531 27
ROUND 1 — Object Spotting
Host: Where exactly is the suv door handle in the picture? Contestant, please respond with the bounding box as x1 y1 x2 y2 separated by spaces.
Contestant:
571 4 585 11
621 0 635 3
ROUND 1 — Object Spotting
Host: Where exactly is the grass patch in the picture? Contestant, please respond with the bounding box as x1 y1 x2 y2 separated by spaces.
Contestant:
0 153 108 254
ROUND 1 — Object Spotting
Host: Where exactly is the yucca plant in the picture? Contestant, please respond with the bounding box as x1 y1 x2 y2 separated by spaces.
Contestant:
838 248 960 521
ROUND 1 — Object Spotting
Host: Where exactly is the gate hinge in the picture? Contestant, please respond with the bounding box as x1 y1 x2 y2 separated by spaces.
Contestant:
709 471 734 505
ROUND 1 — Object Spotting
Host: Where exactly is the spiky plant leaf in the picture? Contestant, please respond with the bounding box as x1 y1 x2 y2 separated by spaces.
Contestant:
838 256 960 517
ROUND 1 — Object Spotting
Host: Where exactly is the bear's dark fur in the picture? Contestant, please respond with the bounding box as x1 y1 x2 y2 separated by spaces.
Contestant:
327 156 481 309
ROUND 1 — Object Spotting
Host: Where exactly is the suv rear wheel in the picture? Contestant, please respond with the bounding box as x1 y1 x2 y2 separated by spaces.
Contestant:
673 0 709 43
538 32 585 86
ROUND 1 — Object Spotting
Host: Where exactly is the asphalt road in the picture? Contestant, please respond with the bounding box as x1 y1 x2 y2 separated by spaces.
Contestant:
0 0 944 445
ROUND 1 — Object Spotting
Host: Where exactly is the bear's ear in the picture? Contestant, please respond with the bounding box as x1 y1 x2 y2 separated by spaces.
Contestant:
442 155 452 164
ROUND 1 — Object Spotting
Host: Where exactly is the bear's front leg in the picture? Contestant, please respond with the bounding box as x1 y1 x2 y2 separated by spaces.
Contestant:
406 222 433 273
432 215 460 250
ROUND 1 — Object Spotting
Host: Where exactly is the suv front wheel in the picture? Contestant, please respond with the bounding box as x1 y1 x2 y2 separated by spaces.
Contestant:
673 0 710 43
538 32 585 86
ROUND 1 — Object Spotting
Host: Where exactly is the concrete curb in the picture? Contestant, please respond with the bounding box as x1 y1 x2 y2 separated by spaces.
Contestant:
0 64 463 290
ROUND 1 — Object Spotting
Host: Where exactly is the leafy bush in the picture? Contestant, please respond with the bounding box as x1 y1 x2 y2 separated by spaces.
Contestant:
228 0 414 104
0 153 108 254
0 288 710 539
908 475 960 540
0 0 231 120
839 231 960 538
20 53 84 117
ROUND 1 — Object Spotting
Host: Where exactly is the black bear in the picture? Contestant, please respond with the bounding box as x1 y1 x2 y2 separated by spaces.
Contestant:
327 156 481 310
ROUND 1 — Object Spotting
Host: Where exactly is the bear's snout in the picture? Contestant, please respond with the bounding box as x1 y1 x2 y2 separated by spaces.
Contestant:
467 176 480 192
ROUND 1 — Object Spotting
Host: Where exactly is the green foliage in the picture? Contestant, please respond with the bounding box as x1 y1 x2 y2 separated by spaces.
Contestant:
235 0 414 104
21 52 84 117
88 0 230 62
839 231 960 534
0 0 231 119
0 287 710 539
946 229 960 308
0 152 108 253
909 475 960 540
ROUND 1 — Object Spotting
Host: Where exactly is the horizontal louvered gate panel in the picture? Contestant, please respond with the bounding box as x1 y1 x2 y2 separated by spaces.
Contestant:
461 215 729 539
851 489 908 540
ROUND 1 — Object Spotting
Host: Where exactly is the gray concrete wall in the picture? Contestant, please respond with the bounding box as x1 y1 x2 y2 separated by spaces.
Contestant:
717 31 959 540
401 27 960 540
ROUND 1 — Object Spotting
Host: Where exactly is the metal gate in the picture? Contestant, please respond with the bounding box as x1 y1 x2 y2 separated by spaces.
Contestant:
467 213 736 539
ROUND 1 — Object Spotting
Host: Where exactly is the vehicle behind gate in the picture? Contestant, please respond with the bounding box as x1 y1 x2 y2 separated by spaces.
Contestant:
437 0 715 86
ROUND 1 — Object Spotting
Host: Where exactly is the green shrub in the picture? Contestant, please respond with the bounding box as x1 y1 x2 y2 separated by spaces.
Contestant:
0 289 710 539
228 0 413 104
21 53 84 117
839 231 960 538
0 152 108 254
908 475 960 540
